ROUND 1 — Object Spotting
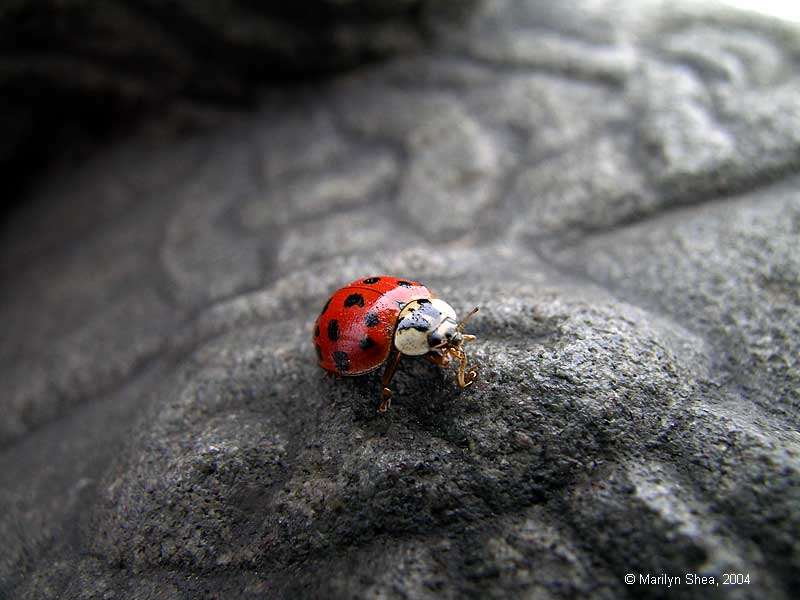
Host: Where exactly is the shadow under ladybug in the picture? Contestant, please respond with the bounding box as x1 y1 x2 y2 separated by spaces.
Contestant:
340 357 476 421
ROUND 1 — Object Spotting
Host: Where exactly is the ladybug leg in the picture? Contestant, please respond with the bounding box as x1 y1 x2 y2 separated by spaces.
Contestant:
451 347 478 389
379 349 402 413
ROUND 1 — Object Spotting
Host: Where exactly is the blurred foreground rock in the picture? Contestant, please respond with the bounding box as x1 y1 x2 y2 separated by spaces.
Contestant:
1 1 799 598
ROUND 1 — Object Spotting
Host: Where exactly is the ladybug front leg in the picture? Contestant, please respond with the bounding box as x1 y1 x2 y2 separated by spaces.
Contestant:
451 347 478 388
379 349 402 413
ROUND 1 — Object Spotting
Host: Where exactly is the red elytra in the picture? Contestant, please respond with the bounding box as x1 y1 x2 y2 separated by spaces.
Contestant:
314 276 430 375
313 275 479 412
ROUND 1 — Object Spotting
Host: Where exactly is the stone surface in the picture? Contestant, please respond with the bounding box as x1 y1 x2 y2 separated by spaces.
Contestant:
2 1 800 598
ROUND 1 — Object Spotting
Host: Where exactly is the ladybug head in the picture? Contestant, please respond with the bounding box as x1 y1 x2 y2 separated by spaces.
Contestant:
394 299 479 388
394 299 479 357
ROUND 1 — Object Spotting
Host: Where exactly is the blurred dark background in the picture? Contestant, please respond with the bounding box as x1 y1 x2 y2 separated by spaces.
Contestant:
0 0 471 204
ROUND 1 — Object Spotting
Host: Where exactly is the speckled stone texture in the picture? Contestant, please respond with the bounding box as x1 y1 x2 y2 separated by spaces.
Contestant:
2 1 800 598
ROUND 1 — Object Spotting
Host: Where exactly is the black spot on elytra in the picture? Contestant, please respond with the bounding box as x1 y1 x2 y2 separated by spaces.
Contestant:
365 312 380 327
314 324 320 338
363 277 380 284
344 293 365 308
417 298 430 304
315 345 323 361
319 297 332 316
396 280 412 287
327 319 339 341
333 350 350 372
359 336 376 350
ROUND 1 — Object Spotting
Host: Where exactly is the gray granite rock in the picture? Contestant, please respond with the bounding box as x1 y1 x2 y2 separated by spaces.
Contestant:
2 1 799 598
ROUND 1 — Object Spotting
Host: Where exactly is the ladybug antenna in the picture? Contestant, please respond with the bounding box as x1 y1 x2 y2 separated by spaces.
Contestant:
456 306 479 333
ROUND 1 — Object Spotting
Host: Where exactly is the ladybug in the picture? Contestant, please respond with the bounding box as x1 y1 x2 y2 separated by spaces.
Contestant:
313 276 479 412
